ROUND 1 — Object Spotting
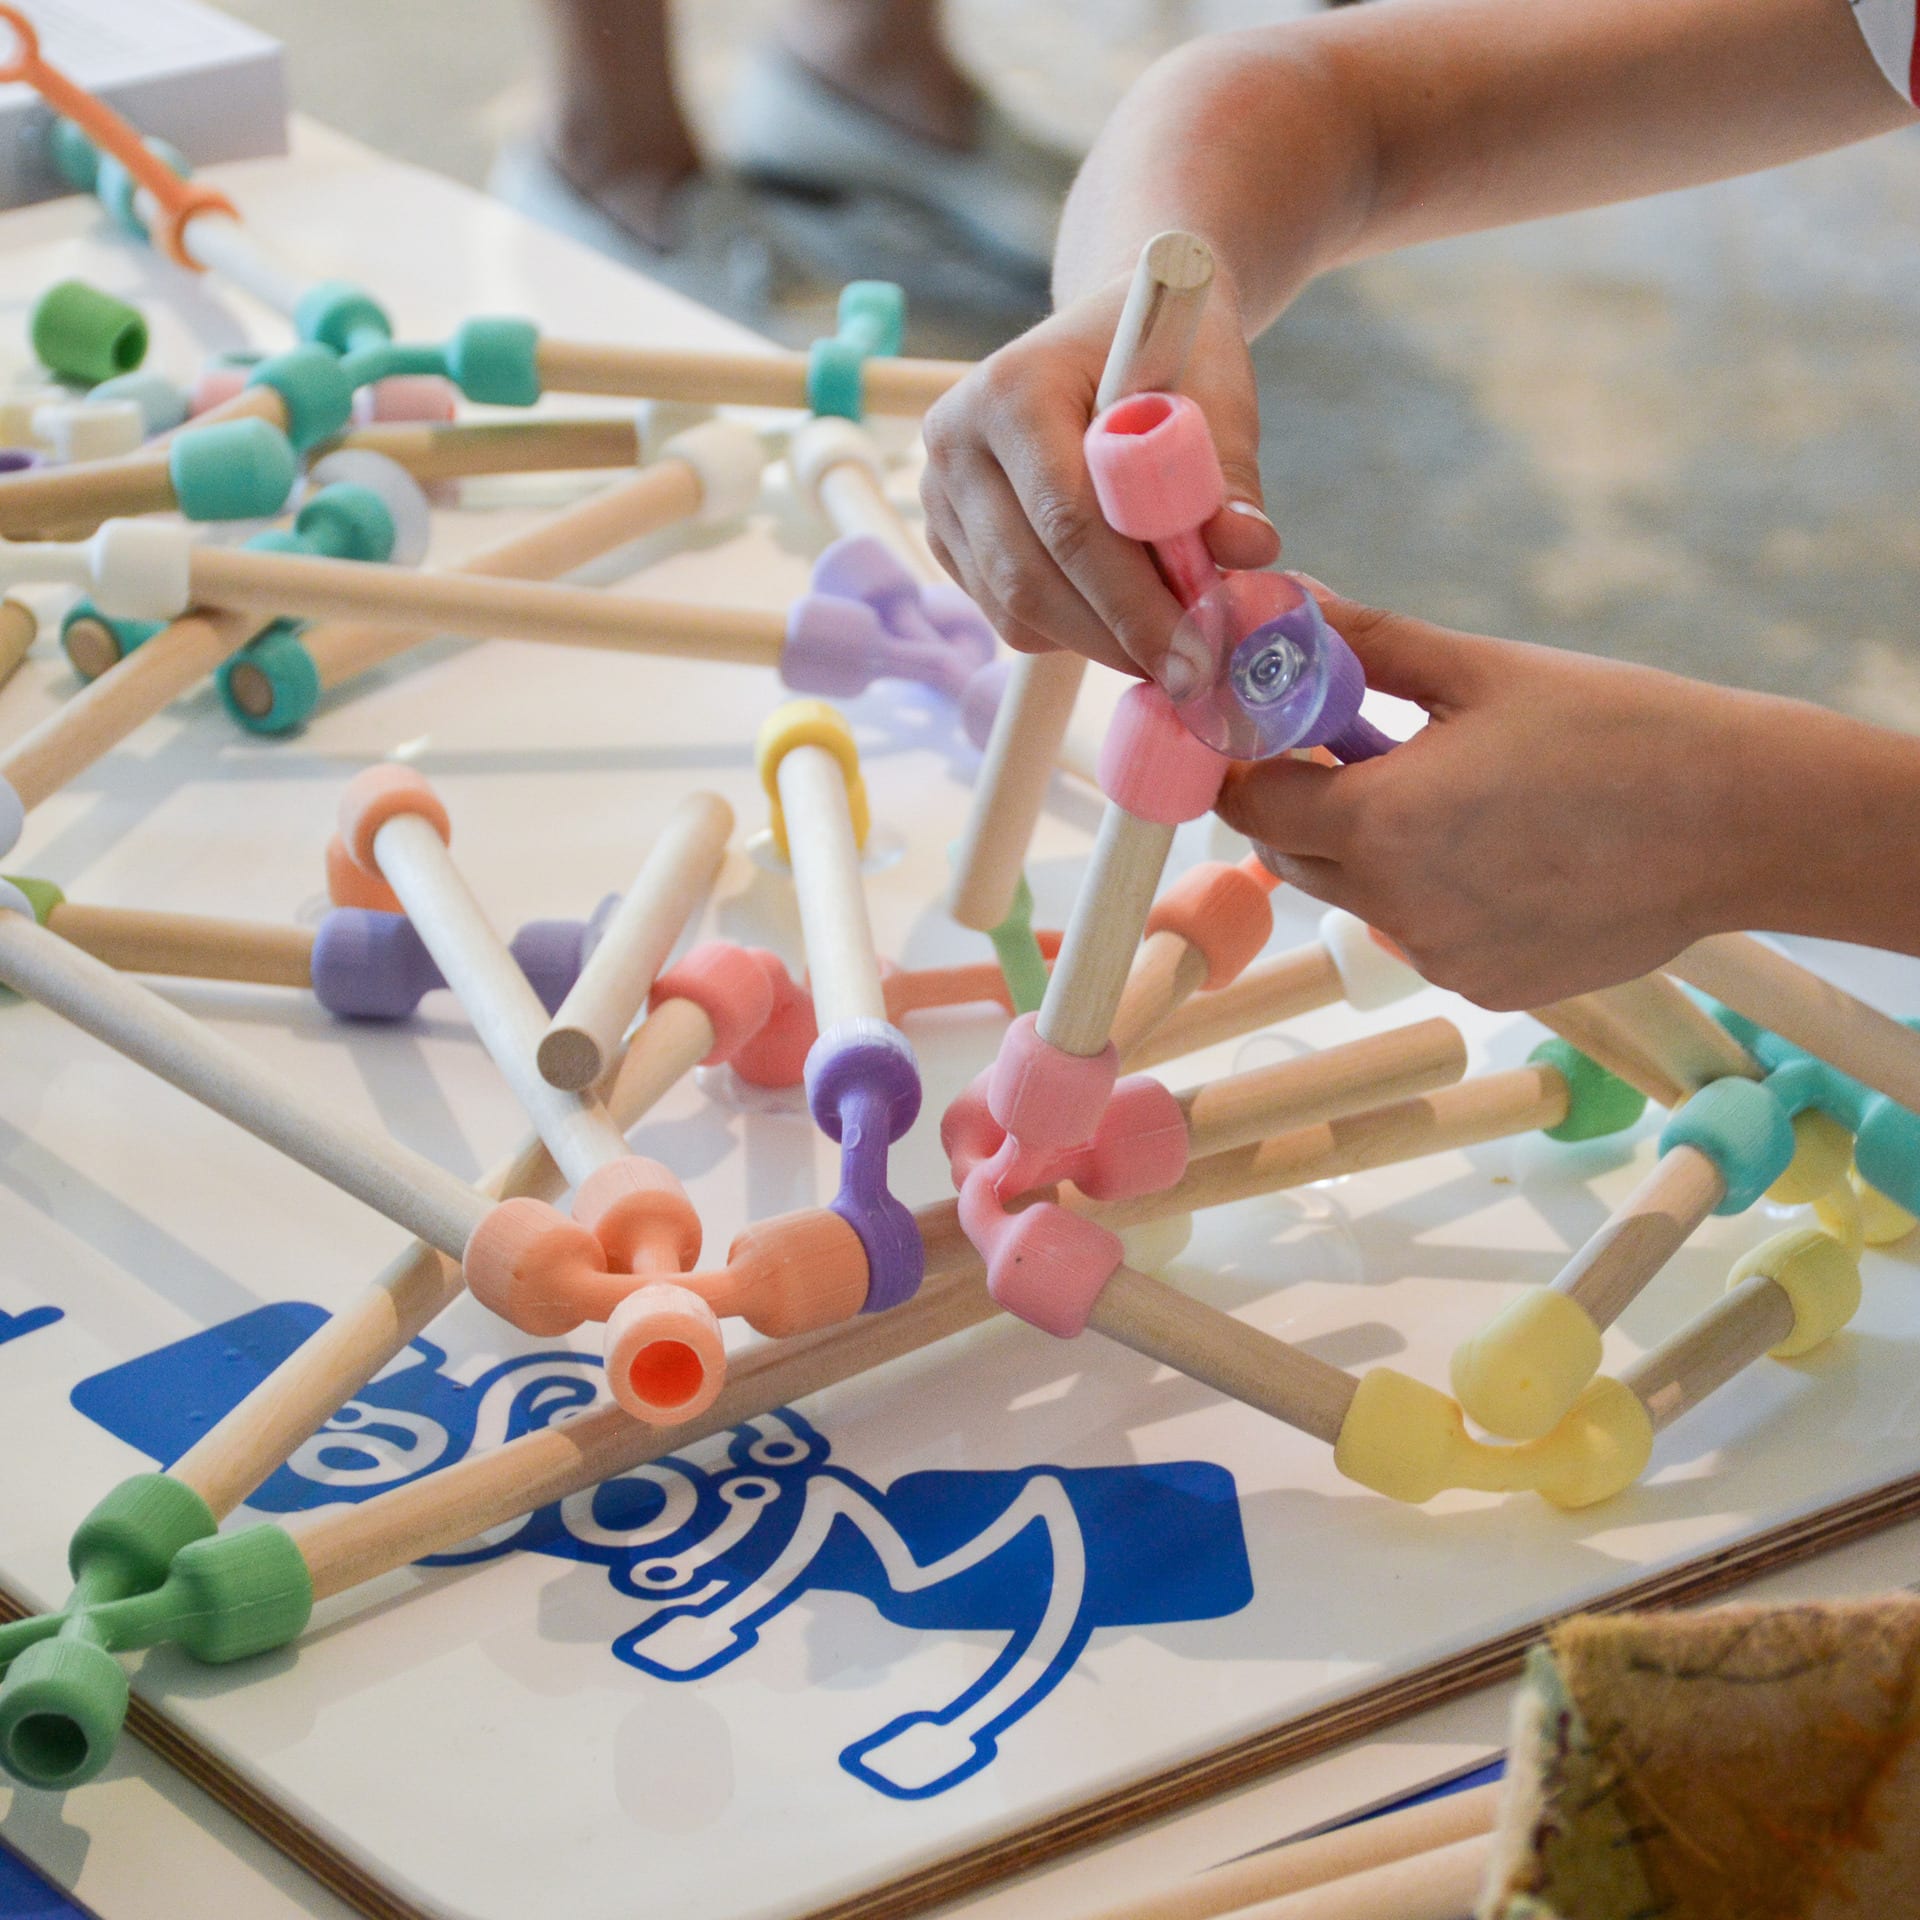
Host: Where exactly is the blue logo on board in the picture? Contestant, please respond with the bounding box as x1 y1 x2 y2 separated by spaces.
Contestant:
0 1305 61 1349
72 1304 1253 1798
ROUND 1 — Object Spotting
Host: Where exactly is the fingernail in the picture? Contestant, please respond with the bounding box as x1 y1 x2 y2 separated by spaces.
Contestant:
1289 571 1332 597
1155 624 1211 702
1226 500 1277 534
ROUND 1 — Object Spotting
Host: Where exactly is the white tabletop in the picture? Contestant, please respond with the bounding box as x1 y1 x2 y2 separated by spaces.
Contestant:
1 122 1918 1920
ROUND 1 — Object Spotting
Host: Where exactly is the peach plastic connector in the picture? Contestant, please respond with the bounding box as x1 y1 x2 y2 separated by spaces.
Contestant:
462 1197 617 1338
338 765 451 876
0 5 238 268
756 699 869 862
1097 683 1230 823
572 1157 703 1276
729 953 818 1089
324 835 403 914
651 942 781 1069
695 1209 872 1337
1145 859 1276 991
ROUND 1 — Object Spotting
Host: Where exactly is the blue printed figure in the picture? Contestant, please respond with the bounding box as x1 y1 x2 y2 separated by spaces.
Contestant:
72 1305 1253 1800
0 1305 60 1349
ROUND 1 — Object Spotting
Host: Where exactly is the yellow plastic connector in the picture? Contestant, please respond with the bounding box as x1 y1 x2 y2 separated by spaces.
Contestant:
1728 1228 1861 1359
1334 1367 1652 1510
755 699 869 862
1766 1110 1855 1207
1448 1287 1604 1443
1815 1169 1918 1249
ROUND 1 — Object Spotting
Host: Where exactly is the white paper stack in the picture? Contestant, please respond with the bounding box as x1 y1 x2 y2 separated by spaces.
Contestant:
0 0 285 210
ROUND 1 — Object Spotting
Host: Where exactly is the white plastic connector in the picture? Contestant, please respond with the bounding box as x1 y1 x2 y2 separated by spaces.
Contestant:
33 400 145 465
0 386 68 449
787 415 884 513
1319 907 1426 1012
301 450 432 567
87 519 194 621
664 418 771 527
634 399 715 465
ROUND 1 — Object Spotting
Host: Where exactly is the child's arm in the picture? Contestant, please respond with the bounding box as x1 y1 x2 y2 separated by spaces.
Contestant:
920 0 1912 681
1214 588 1920 1006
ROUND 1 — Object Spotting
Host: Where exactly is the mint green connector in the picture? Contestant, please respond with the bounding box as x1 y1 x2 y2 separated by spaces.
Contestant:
0 1506 310 1791
807 281 908 420
986 873 1050 1016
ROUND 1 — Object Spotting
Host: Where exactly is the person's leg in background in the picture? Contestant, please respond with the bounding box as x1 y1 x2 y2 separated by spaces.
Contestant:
535 0 1066 280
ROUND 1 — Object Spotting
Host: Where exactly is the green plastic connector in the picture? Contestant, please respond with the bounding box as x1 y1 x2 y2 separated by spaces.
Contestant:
1530 1038 1648 1144
94 139 190 240
1660 1075 1796 1215
807 281 907 419
66 1474 218 1606
445 316 542 406
60 600 161 682
986 873 1050 1016
2 877 64 926
30 280 148 385
246 346 356 452
218 622 320 736
167 418 299 524
293 483 396 562
0 1525 312 1789
293 279 392 356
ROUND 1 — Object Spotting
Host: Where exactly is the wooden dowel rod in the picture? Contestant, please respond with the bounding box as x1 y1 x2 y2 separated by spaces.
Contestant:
291 455 711 698
0 598 33 691
170 991 716 1517
538 791 733 1090
1590 973 1759 1090
372 811 628 1189
0 913 487 1255
1223 1831 1491 1920
817 458 944 586
1101 1067 1573 1228
948 648 1088 932
0 609 263 813
1530 993 1690 1109
1621 1269 1797 1431
1073 1783 1501 1920
948 231 1212 937
532 337 968 413
0 451 176 537
1671 932 1920 1112
1124 943 1346 1072
186 546 788 667
327 416 643 481
1085 1265 1357 1445
44 902 315 988
1111 928 1213 1063
1177 1019 1469 1162
1552 1145 1726 1332
1039 807 1178 1057
778 745 887 1032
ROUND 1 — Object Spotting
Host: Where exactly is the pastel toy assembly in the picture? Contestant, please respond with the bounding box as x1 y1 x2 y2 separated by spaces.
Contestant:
1 35 1918 1920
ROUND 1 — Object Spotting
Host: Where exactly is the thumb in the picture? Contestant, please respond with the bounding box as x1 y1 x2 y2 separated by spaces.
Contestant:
1300 582 1488 712
1186 336 1280 572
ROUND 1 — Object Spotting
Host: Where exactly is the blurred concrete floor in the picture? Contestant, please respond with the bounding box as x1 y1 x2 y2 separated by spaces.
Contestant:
214 0 1920 726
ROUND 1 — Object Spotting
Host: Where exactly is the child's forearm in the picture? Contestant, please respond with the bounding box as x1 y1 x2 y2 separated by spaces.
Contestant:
1055 0 1911 330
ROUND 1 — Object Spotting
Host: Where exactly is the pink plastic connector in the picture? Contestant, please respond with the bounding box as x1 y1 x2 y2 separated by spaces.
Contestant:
958 1168 1125 1338
1146 859 1276 990
651 942 781 1070
1097 683 1231 823
943 1069 1189 1200
986 1015 1118 1158
1083 393 1224 542
188 364 249 418
354 376 459 426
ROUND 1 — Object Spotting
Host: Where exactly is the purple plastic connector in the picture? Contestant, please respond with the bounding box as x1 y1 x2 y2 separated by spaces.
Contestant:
312 907 596 1021
0 448 42 475
804 1019 925 1313
788 536 997 704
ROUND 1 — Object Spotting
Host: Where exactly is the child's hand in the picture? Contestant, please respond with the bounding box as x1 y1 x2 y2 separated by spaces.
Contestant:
918 276 1280 683
1217 587 1830 1010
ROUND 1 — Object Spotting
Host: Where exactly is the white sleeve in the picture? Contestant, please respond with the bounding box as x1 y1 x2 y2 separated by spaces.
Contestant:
1851 0 1918 103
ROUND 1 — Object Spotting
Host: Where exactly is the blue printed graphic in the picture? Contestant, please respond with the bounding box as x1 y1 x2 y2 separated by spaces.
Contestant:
71 1304 1253 1798
0 1306 61 1349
